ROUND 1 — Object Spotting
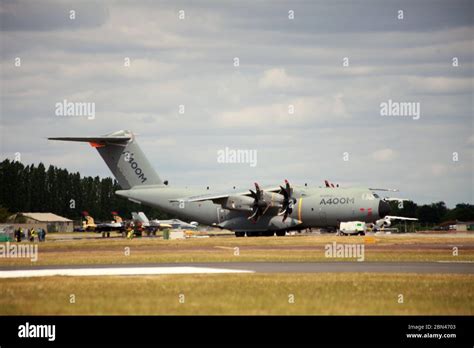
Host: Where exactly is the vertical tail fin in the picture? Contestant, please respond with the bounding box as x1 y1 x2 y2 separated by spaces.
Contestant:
49 130 162 189
137 212 150 224
132 212 150 226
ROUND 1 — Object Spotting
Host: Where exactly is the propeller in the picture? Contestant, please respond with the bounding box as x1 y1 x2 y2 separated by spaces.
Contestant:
325 179 339 188
278 179 296 222
248 183 271 222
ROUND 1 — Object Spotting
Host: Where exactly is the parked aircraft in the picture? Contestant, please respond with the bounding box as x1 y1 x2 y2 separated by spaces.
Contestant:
132 212 198 232
49 130 395 237
80 211 126 237
372 215 418 231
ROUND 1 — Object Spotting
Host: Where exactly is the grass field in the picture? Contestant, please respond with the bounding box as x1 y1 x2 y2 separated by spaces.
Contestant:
1 234 473 266
1 273 472 315
1 234 472 315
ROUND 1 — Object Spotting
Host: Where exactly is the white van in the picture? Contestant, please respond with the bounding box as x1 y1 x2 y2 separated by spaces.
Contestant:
339 221 366 236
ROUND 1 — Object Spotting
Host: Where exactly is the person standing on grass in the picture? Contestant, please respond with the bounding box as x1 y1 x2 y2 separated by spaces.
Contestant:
30 228 37 242
15 228 21 242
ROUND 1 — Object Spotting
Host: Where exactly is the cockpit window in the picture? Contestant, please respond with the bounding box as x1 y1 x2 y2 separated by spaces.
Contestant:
373 193 379 198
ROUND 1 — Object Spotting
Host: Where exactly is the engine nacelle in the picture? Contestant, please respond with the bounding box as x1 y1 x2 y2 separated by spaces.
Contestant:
222 196 255 212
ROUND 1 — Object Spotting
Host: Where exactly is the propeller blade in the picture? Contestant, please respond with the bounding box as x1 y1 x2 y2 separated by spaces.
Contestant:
248 209 258 221
279 180 295 222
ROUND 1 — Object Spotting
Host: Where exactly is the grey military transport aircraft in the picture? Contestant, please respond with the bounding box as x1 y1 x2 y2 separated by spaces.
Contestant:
49 130 392 237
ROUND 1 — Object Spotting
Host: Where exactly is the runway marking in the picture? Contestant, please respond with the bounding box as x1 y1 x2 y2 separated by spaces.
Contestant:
437 261 474 263
0 267 254 279
214 246 234 250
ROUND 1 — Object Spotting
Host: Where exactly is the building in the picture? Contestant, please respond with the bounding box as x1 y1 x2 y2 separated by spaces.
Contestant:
7 212 74 233
455 221 474 232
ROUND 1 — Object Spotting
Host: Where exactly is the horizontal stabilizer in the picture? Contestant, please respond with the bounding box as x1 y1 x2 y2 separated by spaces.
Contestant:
48 136 131 145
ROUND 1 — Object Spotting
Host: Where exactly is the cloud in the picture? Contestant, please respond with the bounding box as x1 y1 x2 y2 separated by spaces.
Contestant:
467 135 474 145
372 149 398 162
430 163 449 176
0 0 472 207
258 68 298 89
0 0 108 31
214 94 349 128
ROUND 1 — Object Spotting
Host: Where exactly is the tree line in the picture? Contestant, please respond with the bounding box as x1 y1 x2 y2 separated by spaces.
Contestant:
388 200 474 227
0 159 170 223
0 159 473 226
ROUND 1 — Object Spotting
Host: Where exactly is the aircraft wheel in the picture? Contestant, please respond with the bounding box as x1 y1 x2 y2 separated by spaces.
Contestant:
235 232 245 237
245 232 256 237
276 231 286 237
101 232 105 238
358 232 365 236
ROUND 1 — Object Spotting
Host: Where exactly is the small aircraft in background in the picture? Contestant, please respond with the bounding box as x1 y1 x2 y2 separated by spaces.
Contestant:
79 211 126 237
131 212 198 236
371 215 418 231
80 211 97 232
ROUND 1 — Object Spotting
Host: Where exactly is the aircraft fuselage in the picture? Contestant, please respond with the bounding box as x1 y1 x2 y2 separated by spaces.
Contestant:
117 185 389 233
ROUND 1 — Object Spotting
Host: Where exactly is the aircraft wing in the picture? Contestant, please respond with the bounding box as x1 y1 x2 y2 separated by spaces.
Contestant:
369 188 399 192
386 216 418 221
169 186 281 203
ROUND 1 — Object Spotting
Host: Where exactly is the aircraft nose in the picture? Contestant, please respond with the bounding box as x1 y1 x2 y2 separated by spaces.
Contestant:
378 200 391 218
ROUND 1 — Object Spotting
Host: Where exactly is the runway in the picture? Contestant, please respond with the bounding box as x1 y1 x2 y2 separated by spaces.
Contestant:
0 261 473 278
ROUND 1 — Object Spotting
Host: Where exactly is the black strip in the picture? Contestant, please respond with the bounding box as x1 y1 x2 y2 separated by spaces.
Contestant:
0 316 472 346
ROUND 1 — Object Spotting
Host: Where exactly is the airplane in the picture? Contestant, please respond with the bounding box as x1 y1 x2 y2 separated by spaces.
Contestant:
79 211 126 237
80 211 97 231
49 130 394 237
162 219 198 230
372 215 418 231
132 212 198 233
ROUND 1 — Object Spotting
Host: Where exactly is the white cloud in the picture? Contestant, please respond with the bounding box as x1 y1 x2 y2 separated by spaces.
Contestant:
258 68 298 89
372 148 398 162
0 1 472 207
430 163 449 176
467 135 474 145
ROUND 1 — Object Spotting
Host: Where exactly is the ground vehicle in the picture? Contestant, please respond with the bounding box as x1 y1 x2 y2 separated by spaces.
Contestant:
339 221 366 236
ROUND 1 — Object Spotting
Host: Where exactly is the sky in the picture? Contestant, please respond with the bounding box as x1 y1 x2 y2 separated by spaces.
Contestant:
0 0 473 207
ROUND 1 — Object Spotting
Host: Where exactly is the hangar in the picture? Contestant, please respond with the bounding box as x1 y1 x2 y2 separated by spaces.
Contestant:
7 212 73 233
